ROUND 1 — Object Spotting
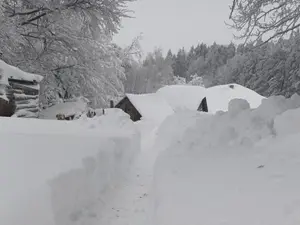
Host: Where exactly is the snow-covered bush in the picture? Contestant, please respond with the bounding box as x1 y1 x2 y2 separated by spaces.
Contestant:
187 74 204 86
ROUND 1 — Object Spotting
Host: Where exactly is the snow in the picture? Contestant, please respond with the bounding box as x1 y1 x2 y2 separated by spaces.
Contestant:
0 113 140 225
156 83 265 113
2 80 300 225
206 83 266 113
151 94 300 225
126 93 174 123
0 59 43 83
39 98 88 119
156 85 207 112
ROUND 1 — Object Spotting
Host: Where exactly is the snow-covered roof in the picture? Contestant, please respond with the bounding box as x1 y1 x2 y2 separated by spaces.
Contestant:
156 85 207 112
206 83 265 113
126 93 174 123
0 60 43 83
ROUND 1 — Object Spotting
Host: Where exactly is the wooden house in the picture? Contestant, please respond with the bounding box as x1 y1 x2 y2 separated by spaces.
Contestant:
0 60 43 118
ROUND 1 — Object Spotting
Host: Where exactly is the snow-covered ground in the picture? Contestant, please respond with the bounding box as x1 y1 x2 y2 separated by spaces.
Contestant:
2 83 300 225
151 94 300 225
0 110 140 225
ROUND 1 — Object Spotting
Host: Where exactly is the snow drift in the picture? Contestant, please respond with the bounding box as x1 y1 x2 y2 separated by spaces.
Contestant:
0 112 140 225
152 94 300 225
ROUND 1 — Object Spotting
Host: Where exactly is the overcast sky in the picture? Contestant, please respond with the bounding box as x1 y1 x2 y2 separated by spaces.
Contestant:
113 0 235 55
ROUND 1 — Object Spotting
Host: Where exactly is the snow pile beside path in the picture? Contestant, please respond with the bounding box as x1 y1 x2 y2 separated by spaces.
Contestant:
0 113 140 225
152 94 300 225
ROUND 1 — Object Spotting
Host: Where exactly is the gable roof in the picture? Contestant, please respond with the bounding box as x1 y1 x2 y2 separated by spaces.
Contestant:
126 93 174 123
156 85 207 112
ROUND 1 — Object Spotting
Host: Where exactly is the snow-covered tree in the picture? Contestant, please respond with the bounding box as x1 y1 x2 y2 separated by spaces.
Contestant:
0 0 134 108
188 74 204 86
172 76 186 85
229 0 300 45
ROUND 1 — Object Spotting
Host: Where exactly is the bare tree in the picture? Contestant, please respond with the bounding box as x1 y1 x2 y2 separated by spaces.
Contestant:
229 0 300 45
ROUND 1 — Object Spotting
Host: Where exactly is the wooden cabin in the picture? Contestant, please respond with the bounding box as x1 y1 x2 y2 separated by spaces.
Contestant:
115 95 142 121
0 60 43 118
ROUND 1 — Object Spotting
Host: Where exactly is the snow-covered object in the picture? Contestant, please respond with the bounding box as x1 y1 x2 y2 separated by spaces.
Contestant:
126 93 174 123
151 95 300 225
156 83 264 113
156 85 207 112
0 112 140 225
39 98 88 120
0 60 43 83
206 83 265 113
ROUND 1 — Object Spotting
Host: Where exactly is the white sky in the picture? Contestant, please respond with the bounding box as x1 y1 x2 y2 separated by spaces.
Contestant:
113 0 236 55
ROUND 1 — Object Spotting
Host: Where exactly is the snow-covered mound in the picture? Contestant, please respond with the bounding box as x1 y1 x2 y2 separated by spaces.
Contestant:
152 94 300 225
206 83 265 113
0 113 140 225
156 85 207 112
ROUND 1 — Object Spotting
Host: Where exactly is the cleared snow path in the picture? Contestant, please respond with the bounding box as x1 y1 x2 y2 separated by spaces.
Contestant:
93 122 158 225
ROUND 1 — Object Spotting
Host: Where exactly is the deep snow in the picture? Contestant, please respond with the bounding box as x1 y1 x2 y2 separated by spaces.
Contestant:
2 84 300 225
152 94 300 225
0 110 140 225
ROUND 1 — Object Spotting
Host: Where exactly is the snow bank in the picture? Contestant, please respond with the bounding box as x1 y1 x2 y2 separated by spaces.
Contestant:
152 94 300 225
0 113 140 225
